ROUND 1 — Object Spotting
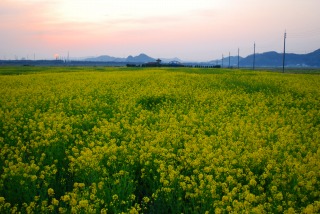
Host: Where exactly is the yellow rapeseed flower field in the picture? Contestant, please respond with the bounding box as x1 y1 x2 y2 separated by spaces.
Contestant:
0 67 320 213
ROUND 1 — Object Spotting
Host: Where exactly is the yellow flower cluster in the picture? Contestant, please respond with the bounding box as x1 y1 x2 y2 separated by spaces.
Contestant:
0 67 320 213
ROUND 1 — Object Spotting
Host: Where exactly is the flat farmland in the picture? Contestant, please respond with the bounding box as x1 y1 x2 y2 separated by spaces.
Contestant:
0 67 319 213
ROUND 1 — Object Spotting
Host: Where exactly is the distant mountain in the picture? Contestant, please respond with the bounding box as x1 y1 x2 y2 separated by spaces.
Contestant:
126 53 155 63
209 56 244 66
84 49 320 67
85 55 125 62
301 49 320 66
160 57 183 63
85 53 156 63
239 49 320 67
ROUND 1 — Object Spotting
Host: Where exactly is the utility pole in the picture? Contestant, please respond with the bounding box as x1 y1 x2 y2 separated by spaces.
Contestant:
253 42 256 70
238 48 240 69
228 52 231 68
282 31 286 73
222 54 224 68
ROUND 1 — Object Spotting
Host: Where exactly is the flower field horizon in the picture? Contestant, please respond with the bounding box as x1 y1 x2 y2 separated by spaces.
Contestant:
0 67 320 213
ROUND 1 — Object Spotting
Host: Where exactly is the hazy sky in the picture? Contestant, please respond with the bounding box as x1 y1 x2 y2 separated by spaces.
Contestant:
1 0 320 61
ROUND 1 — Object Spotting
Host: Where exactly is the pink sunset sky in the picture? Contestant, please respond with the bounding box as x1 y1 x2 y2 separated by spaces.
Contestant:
1 0 320 61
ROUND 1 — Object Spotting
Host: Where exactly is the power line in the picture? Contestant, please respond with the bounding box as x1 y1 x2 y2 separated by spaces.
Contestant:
217 27 319 68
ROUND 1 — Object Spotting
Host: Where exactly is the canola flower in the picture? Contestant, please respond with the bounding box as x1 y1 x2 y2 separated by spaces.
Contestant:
0 67 320 213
